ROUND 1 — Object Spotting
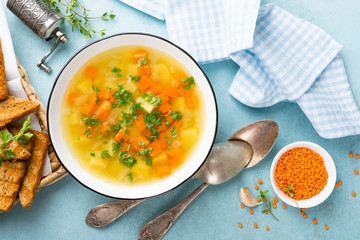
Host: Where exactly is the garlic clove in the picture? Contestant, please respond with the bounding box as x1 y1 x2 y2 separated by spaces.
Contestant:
239 187 261 207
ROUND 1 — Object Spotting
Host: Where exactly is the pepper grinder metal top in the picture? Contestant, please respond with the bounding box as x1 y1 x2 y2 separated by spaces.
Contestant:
7 0 68 73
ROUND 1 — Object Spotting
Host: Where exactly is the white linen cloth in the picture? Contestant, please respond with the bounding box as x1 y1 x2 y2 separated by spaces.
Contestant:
0 3 51 176
120 0 360 138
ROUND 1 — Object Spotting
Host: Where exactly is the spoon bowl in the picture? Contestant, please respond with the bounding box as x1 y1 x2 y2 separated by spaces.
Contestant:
192 141 252 184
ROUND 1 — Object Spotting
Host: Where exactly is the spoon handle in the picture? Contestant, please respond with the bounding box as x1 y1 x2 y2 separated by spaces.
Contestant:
139 182 209 240
85 199 145 227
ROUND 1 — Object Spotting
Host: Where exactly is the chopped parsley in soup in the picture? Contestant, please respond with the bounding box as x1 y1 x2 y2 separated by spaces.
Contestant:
61 46 205 185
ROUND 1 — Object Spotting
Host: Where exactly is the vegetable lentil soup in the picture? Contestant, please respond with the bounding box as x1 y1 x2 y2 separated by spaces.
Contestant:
61 46 205 185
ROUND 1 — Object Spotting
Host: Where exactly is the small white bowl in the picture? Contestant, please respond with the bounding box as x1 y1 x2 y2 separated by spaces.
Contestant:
48 33 218 199
270 141 336 208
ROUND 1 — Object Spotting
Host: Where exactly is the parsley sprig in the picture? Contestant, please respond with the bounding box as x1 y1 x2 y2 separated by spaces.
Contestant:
45 0 115 38
258 190 279 221
0 117 33 166
141 93 162 107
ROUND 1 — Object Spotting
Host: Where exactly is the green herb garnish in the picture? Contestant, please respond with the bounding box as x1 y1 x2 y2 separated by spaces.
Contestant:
258 190 279 221
129 75 140 82
112 85 133 107
283 184 295 197
82 114 100 127
170 111 182 121
171 127 177 138
112 67 122 78
101 150 111 159
141 93 162 107
138 58 149 67
181 76 195 90
90 152 95 157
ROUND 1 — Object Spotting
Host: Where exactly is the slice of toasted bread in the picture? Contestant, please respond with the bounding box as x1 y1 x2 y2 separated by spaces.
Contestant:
0 127 33 160
0 160 28 211
0 40 8 101
0 96 40 128
19 130 49 209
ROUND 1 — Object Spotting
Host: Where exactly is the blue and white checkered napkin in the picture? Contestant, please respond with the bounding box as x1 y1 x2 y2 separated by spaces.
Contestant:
120 1 360 138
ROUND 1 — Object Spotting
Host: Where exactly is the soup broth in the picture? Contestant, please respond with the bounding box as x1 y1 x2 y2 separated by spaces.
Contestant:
61 46 205 185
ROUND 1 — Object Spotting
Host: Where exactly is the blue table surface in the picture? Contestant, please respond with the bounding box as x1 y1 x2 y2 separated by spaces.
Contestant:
2 0 360 239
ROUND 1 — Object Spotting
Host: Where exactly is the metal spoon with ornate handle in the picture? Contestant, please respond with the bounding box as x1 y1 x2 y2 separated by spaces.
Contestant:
138 120 278 240
85 120 278 228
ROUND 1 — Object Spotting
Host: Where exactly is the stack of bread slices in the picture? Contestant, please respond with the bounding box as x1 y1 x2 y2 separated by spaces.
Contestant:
0 40 49 212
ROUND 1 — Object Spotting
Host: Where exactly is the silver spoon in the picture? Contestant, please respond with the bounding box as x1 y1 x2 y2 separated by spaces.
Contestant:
85 141 251 227
85 120 278 228
138 120 278 240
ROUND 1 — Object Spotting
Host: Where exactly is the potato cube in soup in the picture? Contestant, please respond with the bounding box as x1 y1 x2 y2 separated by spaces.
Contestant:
136 97 154 113
154 64 172 84
181 128 198 149
172 97 185 112
152 152 168 165
132 161 151 181
90 155 108 168
74 95 89 106
124 80 138 93
127 64 138 77
76 81 92 95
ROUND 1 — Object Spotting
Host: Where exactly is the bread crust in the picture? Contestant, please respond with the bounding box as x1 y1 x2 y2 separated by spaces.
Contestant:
0 40 8 100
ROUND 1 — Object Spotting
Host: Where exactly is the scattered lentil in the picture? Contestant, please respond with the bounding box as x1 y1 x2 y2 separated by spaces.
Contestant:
255 185 259 190
354 170 359 175
257 198 261 203
335 182 339 187
274 197 278 202
240 203 245 208
254 223 258 229
282 203 287 209
351 192 356 197
356 154 360 159
250 210 254 215
324 225 329 230
238 224 243 229
303 214 308 219
300 211 305 215
313 219 318 225
338 181 343 186
349 152 354 158
266 227 270 231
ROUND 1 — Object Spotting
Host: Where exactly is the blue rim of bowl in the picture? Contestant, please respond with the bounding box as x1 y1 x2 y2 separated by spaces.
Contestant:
47 32 219 200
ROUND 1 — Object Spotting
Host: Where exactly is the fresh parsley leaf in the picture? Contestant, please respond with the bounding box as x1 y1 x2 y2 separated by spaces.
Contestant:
181 76 195 89
0 130 12 143
129 75 140 82
82 115 101 127
119 156 137 168
150 127 159 141
143 111 164 129
13 117 33 144
84 128 91 138
143 156 152 166
91 84 101 104
112 67 122 78
112 85 133 107
101 150 111 159
137 147 152 156
141 93 162 107
165 121 170 127
0 156 3 167
3 150 16 159
111 124 121 134
90 152 95 157
127 172 133 182
76 136 80 140
171 127 177 138
138 58 149 67
170 111 182 121
165 136 172 145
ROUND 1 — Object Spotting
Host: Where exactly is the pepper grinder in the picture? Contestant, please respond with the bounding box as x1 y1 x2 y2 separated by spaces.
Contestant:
7 0 68 73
